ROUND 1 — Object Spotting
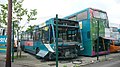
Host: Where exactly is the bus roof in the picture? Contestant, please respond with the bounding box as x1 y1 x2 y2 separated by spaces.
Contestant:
38 18 78 28
64 7 107 19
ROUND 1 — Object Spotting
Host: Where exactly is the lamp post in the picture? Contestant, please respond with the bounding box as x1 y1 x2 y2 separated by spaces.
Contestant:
55 14 58 67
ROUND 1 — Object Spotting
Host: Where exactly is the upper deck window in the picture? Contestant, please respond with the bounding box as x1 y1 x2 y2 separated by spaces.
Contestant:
77 11 88 21
68 15 76 21
93 11 107 19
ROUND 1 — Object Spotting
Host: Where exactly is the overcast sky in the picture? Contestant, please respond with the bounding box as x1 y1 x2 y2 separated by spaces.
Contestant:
0 0 120 28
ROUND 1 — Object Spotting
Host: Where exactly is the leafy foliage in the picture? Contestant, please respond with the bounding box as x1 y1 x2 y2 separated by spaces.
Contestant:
27 9 37 22
0 4 8 25
26 25 36 32
0 0 37 33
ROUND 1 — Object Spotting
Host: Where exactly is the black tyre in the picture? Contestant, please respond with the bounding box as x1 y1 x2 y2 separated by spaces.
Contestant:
36 48 40 54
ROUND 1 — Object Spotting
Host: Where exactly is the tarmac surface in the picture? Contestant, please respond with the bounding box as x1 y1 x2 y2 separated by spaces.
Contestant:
0 51 120 67
81 57 120 67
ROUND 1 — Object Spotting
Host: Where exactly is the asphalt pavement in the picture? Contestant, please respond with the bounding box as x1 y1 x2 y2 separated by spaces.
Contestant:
81 58 120 67
0 52 120 67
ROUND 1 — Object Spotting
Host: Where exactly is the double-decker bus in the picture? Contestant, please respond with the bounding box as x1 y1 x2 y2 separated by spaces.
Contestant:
20 18 83 59
64 8 110 56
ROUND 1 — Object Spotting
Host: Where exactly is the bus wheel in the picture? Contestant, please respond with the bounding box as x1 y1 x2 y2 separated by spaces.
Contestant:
36 48 40 54
48 53 55 60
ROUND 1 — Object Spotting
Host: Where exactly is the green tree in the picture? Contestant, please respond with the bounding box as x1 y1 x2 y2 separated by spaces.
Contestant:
0 4 8 27
0 0 37 58
26 25 36 32
0 0 37 33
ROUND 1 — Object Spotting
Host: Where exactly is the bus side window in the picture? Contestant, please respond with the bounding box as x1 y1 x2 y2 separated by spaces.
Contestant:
34 32 39 41
28 32 33 40
30 32 33 40
39 30 42 41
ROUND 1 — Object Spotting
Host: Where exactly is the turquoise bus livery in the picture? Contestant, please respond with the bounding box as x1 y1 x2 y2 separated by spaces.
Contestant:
20 18 83 59
64 8 110 56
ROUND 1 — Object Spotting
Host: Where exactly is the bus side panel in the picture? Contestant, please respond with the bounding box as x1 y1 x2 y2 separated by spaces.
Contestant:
34 41 49 51
34 41 53 57
80 19 92 56
22 41 35 53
